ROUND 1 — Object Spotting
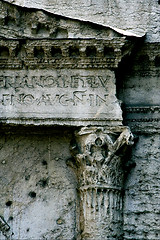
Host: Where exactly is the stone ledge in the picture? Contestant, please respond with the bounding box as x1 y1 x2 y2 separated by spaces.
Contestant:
0 117 123 127
124 106 160 133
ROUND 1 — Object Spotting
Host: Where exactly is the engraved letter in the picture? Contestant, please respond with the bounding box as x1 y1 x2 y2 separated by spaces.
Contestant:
2 94 12 106
73 90 87 106
20 76 33 88
98 76 109 90
96 94 108 106
4 76 14 88
59 94 71 106
37 94 52 106
19 94 34 105
71 76 85 88
86 76 99 88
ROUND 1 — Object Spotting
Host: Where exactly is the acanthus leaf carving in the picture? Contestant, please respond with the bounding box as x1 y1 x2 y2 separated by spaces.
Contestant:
71 126 134 188
70 126 134 240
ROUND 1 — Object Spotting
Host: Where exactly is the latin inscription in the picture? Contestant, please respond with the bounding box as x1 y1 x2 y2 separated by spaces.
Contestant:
0 70 122 124
0 75 109 90
0 74 111 108
0 92 108 107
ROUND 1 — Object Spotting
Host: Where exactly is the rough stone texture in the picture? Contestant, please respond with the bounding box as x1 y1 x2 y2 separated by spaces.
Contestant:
0 1 121 39
117 42 160 133
2 0 160 41
117 43 160 107
117 42 160 240
0 127 77 240
123 134 160 240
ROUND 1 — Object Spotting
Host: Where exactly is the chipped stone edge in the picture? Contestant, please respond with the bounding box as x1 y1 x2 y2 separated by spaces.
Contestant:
2 0 146 38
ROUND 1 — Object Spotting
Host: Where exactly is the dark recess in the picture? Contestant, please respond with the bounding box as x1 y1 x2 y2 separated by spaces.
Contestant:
6 201 12 207
28 191 36 198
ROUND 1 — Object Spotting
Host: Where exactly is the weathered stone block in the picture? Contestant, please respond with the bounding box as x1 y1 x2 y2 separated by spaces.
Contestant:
0 69 122 126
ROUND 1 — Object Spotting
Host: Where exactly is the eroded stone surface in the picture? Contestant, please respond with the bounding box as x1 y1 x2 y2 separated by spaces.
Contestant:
2 0 160 41
0 69 122 126
123 134 160 240
117 43 160 133
70 126 134 240
0 37 134 126
0 0 121 39
117 42 160 240
0 127 77 240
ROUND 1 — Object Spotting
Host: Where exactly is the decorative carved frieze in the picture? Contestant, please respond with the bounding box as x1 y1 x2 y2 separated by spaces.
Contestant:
0 38 133 70
70 126 134 240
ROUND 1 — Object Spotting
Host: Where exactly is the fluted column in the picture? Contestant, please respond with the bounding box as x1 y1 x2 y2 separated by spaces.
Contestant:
70 126 134 240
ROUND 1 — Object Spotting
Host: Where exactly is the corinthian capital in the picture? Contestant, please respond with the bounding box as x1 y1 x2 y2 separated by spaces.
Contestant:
71 126 134 188
70 126 134 240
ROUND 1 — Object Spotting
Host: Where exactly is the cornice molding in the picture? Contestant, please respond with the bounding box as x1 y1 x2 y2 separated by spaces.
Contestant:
0 38 134 70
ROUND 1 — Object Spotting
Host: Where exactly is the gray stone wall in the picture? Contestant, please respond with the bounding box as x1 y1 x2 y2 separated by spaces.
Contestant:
0 127 77 240
124 134 160 240
0 1 160 239
117 43 160 240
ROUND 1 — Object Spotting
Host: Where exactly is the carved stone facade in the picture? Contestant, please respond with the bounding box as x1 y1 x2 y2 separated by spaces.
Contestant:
0 38 133 126
0 1 160 240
